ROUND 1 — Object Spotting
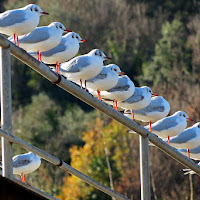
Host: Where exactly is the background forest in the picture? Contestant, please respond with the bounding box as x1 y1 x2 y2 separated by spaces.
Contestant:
0 0 200 199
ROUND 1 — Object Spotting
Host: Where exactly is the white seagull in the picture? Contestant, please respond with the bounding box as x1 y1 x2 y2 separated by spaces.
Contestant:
125 96 170 128
86 64 124 100
0 152 41 183
145 111 193 144
179 146 200 160
9 22 71 59
29 32 86 72
0 4 48 45
100 75 135 110
168 122 200 158
59 49 111 89
118 86 157 120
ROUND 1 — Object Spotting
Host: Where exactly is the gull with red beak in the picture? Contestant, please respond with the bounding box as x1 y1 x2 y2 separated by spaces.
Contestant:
0 4 49 46
29 32 86 73
59 49 111 90
118 86 157 120
144 111 193 144
9 22 71 60
85 64 125 100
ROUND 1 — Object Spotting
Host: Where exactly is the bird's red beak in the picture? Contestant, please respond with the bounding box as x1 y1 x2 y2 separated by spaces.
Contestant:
80 39 87 43
104 57 112 60
152 93 158 96
41 12 49 15
65 29 72 32
188 118 193 121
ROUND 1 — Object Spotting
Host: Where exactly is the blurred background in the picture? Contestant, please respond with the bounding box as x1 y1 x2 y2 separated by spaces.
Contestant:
0 0 200 199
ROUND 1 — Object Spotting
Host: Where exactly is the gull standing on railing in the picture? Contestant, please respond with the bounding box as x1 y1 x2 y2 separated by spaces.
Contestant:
86 64 125 100
29 32 86 73
125 96 170 130
0 152 41 183
0 4 48 46
59 49 111 90
9 22 71 60
179 146 200 160
117 86 157 120
164 122 200 158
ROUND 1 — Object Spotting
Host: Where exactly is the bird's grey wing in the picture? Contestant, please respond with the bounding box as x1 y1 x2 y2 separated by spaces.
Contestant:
62 56 91 73
151 116 178 131
123 89 144 103
87 68 107 82
12 155 31 168
0 10 26 27
170 129 197 144
107 77 130 92
19 27 50 44
134 105 165 116
42 42 68 57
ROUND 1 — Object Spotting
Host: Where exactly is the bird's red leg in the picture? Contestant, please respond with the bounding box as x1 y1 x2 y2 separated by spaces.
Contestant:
168 136 170 145
39 52 42 62
21 173 26 183
14 34 16 45
150 121 152 132
97 90 101 101
37 51 39 60
132 109 134 120
84 80 87 91
187 149 190 159
17 36 19 47
56 62 60 74
80 79 83 89
115 101 118 111
113 100 115 109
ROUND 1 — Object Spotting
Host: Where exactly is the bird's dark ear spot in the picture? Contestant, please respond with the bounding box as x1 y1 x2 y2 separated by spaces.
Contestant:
30 7 33 11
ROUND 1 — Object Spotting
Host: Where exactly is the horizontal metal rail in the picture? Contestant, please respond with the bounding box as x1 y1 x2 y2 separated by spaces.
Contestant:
0 128 130 200
0 35 199 174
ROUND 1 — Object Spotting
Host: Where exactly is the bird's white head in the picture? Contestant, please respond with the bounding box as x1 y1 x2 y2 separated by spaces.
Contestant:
142 86 157 96
88 49 112 61
106 64 125 75
49 22 71 34
193 122 200 129
24 4 49 16
174 111 193 121
64 32 87 43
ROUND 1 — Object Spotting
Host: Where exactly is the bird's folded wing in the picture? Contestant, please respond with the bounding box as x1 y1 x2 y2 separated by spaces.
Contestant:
13 155 31 168
42 43 68 57
0 10 26 27
18 27 50 43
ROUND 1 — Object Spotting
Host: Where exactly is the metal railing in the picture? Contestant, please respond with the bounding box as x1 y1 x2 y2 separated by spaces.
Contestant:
0 34 200 200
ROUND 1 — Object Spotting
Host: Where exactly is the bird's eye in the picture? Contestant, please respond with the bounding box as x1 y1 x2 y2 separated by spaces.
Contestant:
114 69 117 71
99 53 102 56
34 8 38 12
76 36 78 39
198 125 200 128
95 52 98 55
183 114 186 117
59 26 62 29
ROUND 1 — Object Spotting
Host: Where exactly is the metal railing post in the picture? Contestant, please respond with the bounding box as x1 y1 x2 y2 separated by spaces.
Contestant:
0 45 13 179
140 135 150 200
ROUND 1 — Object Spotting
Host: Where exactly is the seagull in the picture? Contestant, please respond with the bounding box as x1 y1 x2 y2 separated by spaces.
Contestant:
179 146 200 160
29 32 86 73
86 64 125 100
125 96 170 129
166 122 200 158
59 49 111 89
0 4 48 46
0 152 41 183
144 111 192 144
118 86 157 120
182 162 200 175
9 22 71 60
99 75 135 110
